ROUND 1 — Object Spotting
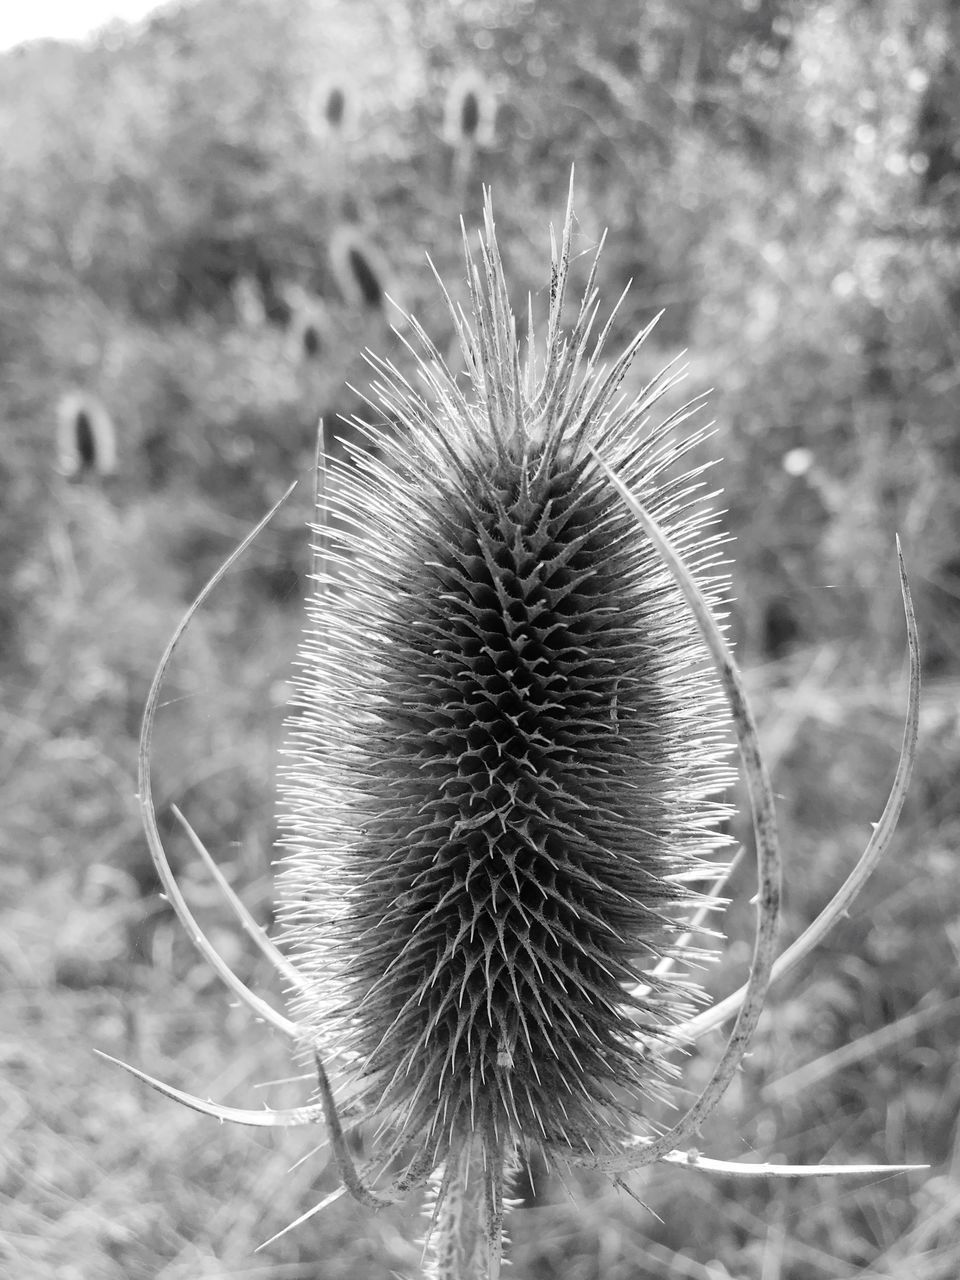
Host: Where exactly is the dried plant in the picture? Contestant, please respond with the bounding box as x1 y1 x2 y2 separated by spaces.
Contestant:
329 225 394 314
284 288 331 364
442 70 497 195
306 77 352 141
103 184 922 1278
56 389 117 479
442 70 496 151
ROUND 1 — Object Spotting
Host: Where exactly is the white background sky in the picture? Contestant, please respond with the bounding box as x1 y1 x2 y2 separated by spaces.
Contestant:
0 0 169 51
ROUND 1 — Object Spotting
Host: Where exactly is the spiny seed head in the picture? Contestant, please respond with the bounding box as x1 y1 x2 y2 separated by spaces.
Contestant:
56 390 117 478
329 226 389 312
460 90 480 139
443 70 496 150
287 293 330 365
279 193 734 1180
306 77 352 141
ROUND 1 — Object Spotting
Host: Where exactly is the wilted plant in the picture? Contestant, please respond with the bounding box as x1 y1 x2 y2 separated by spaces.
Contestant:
56 390 117 479
104 185 922 1278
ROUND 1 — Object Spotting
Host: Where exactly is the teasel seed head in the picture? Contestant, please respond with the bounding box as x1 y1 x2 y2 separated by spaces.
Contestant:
56 389 117 478
285 288 331 364
443 70 496 150
306 77 352 141
329 225 392 313
279 186 735 1203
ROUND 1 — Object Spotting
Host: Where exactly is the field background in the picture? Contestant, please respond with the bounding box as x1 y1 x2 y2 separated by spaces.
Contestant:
2 0 960 1276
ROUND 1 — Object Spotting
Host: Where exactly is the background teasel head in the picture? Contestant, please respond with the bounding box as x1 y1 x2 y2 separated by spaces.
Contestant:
56 389 117 479
283 286 332 364
305 77 353 141
280 191 736 1244
329 224 394 313
442 69 496 151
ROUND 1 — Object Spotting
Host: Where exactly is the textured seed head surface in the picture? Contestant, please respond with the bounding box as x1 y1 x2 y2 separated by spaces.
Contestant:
278 196 734 1180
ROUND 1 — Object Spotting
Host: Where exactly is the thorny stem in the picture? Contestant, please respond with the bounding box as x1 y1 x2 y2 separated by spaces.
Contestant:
660 1150 926 1177
423 1142 495 1280
312 1053 394 1209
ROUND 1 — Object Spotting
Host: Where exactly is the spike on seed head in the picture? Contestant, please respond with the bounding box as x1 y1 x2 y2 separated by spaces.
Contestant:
278 189 734 1220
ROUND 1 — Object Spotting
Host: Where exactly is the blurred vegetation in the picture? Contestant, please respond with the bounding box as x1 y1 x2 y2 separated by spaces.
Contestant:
2 0 960 1276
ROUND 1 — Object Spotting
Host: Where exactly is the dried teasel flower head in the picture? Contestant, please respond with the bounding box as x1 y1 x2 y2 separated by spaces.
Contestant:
278 187 738 1242
284 287 332 364
442 69 496 150
56 389 117 479
329 225 395 314
112 182 922 1280
306 77 353 141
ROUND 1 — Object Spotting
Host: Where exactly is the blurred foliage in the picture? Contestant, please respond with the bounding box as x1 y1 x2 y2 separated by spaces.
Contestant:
2 0 960 1277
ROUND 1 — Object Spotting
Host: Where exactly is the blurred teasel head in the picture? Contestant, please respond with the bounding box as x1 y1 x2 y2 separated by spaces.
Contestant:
279 189 737 1252
306 77 352 141
443 69 496 150
285 289 331 364
324 85 346 130
329 225 394 314
56 390 117 479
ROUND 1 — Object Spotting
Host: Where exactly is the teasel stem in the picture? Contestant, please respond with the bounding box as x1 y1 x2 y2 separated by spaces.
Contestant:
423 1137 510 1280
